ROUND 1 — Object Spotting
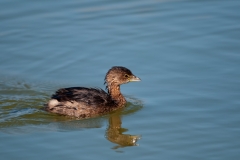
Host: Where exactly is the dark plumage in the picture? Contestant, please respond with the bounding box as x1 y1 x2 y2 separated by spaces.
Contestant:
45 66 140 118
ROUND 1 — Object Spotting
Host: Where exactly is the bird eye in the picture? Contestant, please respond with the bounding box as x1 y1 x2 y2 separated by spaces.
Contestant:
125 74 129 78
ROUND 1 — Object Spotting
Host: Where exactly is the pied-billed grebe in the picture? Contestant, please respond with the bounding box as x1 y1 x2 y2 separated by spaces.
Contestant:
46 66 140 118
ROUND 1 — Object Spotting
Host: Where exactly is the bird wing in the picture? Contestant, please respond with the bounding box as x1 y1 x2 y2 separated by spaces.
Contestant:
51 87 115 107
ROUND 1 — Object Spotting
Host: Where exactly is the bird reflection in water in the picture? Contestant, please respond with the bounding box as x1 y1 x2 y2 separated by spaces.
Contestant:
53 99 143 149
105 113 140 149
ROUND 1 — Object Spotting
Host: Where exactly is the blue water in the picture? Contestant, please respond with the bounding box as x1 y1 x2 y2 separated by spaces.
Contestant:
1 0 240 159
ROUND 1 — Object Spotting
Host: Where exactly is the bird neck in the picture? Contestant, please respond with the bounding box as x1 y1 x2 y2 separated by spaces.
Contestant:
107 83 126 106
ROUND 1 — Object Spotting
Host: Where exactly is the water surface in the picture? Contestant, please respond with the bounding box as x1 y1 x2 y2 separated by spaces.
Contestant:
1 0 240 159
